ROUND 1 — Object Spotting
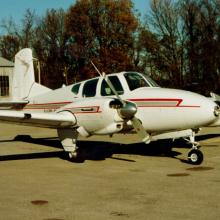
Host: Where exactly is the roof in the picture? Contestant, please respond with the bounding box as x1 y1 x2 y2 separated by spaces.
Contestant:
0 57 14 67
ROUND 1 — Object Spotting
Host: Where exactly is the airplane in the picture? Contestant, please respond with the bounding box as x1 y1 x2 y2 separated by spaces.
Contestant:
0 48 220 165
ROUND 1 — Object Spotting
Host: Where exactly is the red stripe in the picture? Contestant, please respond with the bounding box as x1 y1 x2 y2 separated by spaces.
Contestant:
26 101 72 106
128 98 200 108
24 99 200 110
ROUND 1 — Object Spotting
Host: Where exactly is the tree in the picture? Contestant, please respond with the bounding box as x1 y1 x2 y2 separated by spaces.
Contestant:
132 26 161 78
0 9 36 49
0 9 36 62
20 9 36 48
181 0 220 94
147 0 185 87
33 9 69 88
65 0 138 80
0 35 20 60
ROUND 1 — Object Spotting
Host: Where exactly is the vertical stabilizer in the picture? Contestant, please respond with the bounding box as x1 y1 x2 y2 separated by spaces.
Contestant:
12 48 35 100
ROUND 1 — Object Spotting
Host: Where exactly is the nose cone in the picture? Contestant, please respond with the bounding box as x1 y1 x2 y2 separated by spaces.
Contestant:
208 105 220 126
172 89 218 128
196 97 218 126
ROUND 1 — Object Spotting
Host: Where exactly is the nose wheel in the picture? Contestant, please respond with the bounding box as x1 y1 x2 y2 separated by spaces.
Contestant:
188 149 203 165
184 130 204 165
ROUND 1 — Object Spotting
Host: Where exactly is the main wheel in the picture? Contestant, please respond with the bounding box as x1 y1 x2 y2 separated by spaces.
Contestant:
188 149 203 165
68 150 85 163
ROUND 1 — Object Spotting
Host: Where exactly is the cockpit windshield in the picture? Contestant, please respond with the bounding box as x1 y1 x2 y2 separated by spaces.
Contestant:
124 72 159 91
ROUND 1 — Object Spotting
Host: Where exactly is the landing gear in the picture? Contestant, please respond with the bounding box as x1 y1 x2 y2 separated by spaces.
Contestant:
57 128 85 163
185 130 203 165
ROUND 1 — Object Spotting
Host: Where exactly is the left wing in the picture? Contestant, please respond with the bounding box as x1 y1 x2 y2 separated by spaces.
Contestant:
0 110 76 128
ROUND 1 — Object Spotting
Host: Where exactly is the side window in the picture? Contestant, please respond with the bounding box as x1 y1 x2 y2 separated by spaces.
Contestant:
71 83 81 95
101 75 124 96
82 79 98 97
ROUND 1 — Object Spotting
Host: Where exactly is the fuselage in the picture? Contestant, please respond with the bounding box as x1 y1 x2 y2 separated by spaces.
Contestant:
24 72 218 134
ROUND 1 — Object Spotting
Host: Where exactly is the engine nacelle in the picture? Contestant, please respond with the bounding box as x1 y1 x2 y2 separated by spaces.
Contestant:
59 98 124 135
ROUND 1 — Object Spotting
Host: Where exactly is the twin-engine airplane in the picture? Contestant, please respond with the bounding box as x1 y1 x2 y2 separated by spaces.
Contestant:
0 48 220 164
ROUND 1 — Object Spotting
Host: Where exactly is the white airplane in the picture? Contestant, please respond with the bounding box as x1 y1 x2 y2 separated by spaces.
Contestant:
0 48 220 165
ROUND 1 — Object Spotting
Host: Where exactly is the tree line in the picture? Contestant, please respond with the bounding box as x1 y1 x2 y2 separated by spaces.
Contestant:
0 0 220 95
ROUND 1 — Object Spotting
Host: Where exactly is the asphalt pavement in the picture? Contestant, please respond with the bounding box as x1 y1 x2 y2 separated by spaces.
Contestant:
0 123 220 220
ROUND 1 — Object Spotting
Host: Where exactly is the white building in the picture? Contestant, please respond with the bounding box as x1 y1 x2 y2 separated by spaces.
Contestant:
0 57 14 98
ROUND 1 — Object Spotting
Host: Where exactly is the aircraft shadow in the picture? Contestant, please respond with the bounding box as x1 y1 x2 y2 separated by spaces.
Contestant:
171 133 220 148
0 151 64 162
0 135 62 149
196 133 220 142
0 133 219 163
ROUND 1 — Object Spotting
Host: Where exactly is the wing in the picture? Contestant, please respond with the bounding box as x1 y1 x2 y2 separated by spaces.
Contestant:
0 110 76 128
151 129 193 141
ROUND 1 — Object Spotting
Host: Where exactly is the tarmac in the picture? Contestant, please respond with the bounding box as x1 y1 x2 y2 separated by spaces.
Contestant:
0 123 220 220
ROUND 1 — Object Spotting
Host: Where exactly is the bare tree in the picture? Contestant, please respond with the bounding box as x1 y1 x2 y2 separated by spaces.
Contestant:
0 9 36 48
33 9 68 88
181 0 220 94
146 0 185 87
0 35 20 60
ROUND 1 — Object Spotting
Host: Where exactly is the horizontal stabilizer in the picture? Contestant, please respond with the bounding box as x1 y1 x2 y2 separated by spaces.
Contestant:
0 110 76 128
0 100 28 109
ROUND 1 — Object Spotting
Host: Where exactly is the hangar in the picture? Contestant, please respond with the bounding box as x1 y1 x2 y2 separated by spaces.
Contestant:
0 57 14 98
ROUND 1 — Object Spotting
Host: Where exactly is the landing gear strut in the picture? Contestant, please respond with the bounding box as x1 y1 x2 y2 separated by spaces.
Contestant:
57 128 85 163
185 130 203 165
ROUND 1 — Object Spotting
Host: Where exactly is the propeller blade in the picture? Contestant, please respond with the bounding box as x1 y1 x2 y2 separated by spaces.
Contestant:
91 61 126 106
104 75 126 106
210 92 220 116
211 92 220 102
131 117 151 144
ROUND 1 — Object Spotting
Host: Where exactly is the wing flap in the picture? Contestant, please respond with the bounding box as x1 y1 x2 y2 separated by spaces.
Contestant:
0 110 76 128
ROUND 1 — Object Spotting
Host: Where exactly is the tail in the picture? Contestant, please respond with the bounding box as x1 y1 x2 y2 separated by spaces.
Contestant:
11 48 51 101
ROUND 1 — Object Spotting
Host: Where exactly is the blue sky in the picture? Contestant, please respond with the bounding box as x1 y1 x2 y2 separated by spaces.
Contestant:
0 0 151 23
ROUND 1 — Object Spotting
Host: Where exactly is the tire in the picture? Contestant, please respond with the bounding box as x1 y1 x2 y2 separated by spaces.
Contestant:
188 149 203 165
68 150 85 163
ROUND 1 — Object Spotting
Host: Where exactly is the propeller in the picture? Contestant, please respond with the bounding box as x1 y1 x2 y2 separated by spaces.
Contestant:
211 92 220 102
210 92 220 116
91 61 151 144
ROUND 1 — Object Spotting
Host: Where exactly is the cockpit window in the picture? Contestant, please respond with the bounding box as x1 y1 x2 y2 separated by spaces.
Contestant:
124 72 150 91
101 75 124 96
71 83 81 95
82 78 98 97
